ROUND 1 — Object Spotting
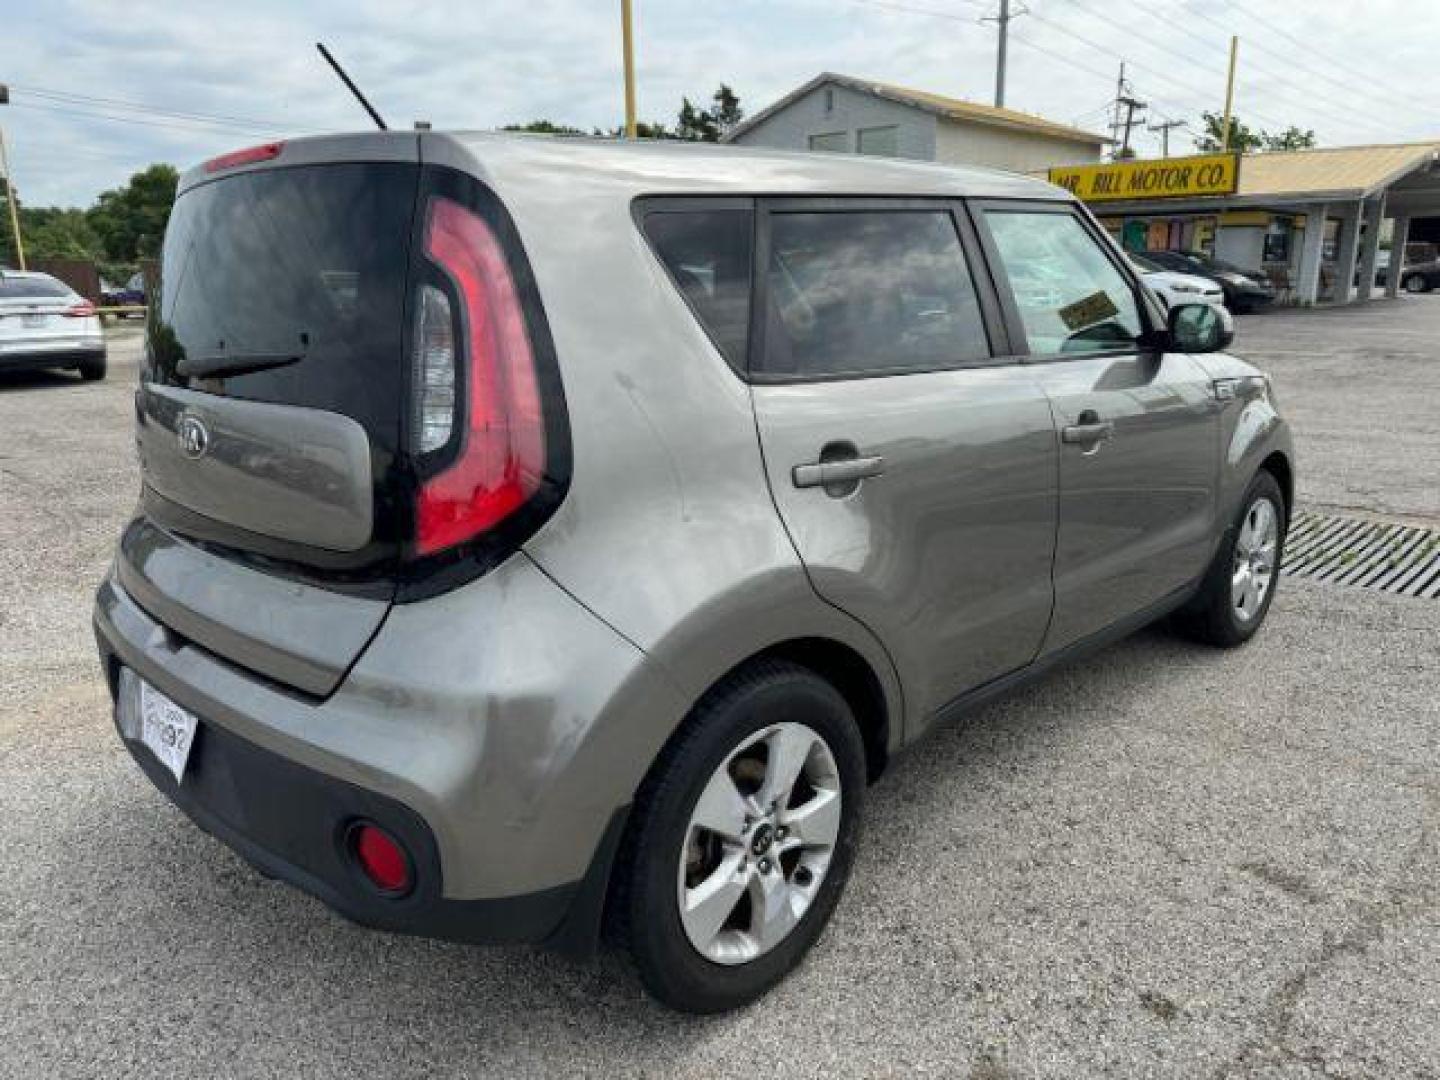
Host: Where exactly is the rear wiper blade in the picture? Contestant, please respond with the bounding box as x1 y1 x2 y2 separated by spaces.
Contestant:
178 353 302 379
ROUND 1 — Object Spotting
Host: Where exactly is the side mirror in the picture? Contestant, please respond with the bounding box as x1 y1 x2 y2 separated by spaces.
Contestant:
1168 302 1234 353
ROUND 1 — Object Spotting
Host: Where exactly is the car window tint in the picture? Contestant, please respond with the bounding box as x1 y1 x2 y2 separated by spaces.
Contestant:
641 209 753 372
761 210 990 378
984 211 1143 356
0 277 71 299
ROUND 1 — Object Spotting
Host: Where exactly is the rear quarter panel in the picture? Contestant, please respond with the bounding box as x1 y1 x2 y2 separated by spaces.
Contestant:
420 137 906 751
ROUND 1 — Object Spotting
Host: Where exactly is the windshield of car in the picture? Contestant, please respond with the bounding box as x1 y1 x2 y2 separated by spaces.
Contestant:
1129 253 1165 274
0 276 71 300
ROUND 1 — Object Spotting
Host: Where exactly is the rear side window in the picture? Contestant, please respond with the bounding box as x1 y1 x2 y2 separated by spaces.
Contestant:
641 208 753 372
0 277 70 299
760 210 991 379
983 210 1143 357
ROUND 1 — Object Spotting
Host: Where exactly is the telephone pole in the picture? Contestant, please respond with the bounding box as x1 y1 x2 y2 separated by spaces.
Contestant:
1107 63 1146 159
621 0 638 138
1148 118 1185 158
1220 35 1239 151
0 84 25 271
983 0 1026 108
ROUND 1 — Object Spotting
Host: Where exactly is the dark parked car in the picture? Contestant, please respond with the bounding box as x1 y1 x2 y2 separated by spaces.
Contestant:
1398 258 1440 294
1145 250 1276 312
101 271 147 317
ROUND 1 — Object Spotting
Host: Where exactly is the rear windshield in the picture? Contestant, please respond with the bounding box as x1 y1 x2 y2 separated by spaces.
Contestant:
147 163 419 442
0 277 71 299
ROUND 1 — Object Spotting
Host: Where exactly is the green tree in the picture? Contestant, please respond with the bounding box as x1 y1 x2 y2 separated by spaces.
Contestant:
87 164 178 263
502 119 586 135
674 85 745 142
1194 111 1316 153
21 207 102 261
509 84 744 144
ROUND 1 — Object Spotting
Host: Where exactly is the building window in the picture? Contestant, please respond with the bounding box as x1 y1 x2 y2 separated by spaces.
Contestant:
856 125 899 157
823 87 835 115
808 131 848 153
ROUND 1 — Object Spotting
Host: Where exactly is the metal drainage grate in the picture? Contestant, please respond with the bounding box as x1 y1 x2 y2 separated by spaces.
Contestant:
1283 511 1440 598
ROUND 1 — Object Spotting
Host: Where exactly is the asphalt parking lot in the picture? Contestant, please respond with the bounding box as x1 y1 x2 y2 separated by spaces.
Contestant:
2 301 1437 1078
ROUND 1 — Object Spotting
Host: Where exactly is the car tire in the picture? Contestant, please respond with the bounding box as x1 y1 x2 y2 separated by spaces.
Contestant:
1173 470 1287 647
1404 274 1429 294
611 659 866 1013
78 355 107 381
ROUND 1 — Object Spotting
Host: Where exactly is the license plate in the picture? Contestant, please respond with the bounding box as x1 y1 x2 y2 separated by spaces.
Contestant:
122 670 200 783
21 313 47 328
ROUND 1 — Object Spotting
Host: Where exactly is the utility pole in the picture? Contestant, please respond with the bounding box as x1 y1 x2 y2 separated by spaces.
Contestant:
621 0 638 139
1107 63 1146 160
1220 35 1239 151
1148 118 1185 158
0 84 24 271
1109 62 1125 159
1117 95 1147 157
983 0 1026 108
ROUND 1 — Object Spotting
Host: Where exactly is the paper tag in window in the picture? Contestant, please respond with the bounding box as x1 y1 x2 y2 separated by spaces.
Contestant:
1057 290 1119 331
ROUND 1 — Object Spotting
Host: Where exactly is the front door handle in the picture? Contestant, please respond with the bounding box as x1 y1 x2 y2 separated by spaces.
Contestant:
792 455 886 490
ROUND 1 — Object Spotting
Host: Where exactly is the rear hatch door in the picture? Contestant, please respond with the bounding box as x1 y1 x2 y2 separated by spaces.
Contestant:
130 137 420 696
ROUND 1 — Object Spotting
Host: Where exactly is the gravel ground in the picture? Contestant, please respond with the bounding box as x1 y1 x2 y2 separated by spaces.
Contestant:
1 306 1438 1078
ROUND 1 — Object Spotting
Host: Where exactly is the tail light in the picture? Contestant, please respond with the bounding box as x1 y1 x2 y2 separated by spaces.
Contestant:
413 197 546 556
64 301 96 318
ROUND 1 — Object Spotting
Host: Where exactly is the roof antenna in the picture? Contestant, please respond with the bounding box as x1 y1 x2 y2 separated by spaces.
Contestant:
315 42 388 131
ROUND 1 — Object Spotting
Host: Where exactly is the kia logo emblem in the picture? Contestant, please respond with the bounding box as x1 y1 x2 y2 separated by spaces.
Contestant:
178 415 211 460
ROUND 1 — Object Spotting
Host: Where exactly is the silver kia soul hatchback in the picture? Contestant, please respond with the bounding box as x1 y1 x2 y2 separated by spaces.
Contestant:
94 132 1293 1012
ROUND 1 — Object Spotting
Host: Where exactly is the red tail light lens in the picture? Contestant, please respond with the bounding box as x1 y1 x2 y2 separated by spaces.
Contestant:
351 823 412 894
64 301 96 318
204 141 284 173
415 197 545 555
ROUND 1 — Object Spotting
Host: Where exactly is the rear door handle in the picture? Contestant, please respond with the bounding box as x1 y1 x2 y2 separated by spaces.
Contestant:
1061 421 1114 444
792 455 886 489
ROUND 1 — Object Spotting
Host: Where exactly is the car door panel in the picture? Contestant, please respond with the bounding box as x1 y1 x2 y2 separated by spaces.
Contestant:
1032 352 1219 647
753 370 1058 718
748 199 1058 723
971 200 1222 654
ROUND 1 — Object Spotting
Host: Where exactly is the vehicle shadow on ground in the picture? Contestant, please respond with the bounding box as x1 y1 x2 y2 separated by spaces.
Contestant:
0 369 92 393
39 624 1199 1071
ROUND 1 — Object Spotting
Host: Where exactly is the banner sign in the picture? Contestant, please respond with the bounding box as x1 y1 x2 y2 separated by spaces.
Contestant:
1048 154 1240 203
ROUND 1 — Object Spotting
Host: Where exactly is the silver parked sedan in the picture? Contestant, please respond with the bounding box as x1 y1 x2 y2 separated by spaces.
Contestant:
0 271 107 380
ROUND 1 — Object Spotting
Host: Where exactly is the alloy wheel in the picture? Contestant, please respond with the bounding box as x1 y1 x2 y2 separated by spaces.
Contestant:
1232 496 1280 623
676 722 842 965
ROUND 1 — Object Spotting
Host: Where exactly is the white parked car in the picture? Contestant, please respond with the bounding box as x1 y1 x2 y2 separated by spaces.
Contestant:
1129 253 1226 311
0 270 107 379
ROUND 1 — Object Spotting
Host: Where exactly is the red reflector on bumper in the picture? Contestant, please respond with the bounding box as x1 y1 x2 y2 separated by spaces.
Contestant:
352 823 412 894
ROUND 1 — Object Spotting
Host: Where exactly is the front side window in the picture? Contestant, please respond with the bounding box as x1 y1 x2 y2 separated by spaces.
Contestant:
984 210 1144 356
761 210 991 378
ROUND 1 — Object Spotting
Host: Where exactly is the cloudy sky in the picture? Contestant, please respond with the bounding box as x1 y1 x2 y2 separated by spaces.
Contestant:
5 0 1437 207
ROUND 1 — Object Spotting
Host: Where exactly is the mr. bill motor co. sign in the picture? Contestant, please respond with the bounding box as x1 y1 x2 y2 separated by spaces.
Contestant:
1048 153 1240 202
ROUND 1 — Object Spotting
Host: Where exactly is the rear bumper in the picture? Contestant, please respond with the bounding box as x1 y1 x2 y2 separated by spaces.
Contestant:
109 677 607 946
0 339 105 369
94 551 684 950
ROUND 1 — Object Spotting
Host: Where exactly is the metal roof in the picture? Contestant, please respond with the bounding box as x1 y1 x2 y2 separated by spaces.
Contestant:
435 131 1068 201
724 73 1109 147
1234 142 1440 200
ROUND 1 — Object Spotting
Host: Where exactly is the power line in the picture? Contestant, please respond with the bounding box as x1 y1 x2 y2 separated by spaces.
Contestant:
8 83 331 135
7 100 295 138
1055 0 1405 134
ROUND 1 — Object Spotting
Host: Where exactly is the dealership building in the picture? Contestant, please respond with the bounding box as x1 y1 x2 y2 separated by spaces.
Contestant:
1052 143 1440 305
